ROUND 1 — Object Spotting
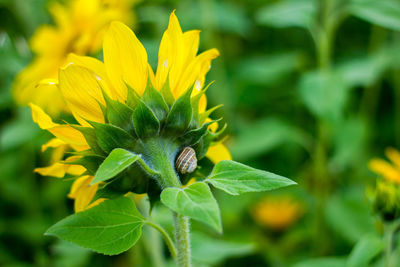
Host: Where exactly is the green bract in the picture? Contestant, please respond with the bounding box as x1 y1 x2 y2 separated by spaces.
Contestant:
66 82 223 202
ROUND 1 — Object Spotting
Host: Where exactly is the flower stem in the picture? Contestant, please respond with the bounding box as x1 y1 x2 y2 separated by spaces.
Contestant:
143 138 192 266
173 212 191 267
145 221 177 259
385 219 400 267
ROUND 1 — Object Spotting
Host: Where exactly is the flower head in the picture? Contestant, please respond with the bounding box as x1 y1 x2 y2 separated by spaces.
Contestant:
30 11 231 211
369 147 400 185
251 195 304 231
13 0 137 116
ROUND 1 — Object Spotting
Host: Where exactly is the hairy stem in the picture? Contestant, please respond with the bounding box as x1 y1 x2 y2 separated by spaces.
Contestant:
145 221 177 259
173 212 191 267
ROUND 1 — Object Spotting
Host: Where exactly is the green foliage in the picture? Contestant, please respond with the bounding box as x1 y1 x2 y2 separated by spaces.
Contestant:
347 234 384 267
207 160 296 195
131 99 160 138
161 182 222 232
46 197 145 255
92 148 140 184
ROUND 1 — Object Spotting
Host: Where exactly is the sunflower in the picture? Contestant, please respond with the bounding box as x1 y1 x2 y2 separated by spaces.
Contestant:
30 11 231 212
13 0 137 116
369 147 400 185
251 195 304 231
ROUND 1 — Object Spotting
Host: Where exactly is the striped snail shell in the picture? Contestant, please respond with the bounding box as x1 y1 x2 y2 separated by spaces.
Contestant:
175 147 197 174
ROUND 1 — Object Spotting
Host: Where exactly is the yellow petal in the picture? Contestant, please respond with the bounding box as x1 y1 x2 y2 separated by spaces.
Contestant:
66 53 118 100
104 21 148 98
369 158 400 184
29 103 88 147
68 176 99 212
385 147 400 170
206 143 232 164
41 138 66 152
35 163 66 178
59 65 105 125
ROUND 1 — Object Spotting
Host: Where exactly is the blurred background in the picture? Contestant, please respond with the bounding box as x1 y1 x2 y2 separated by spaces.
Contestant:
1 0 400 266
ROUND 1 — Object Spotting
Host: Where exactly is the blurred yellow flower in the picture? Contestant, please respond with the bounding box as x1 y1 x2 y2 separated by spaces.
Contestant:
369 147 400 185
13 0 137 116
30 11 231 211
252 195 304 231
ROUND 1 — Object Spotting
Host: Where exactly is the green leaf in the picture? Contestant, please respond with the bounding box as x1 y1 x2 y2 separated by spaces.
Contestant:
90 121 134 153
164 87 193 134
256 0 316 30
191 232 255 265
178 120 217 146
92 148 140 184
142 83 169 122
293 257 347 267
347 233 384 267
207 160 296 195
131 99 160 138
160 76 175 106
45 197 145 255
349 0 400 31
160 182 222 232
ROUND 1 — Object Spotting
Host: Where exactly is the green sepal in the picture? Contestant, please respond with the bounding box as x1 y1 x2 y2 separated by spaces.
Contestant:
125 83 141 109
199 104 223 124
160 76 175 106
131 99 160 138
103 93 134 132
142 82 169 122
65 155 105 175
91 148 140 185
89 121 135 153
178 119 220 147
71 125 105 156
164 87 193 135
45 197 145 256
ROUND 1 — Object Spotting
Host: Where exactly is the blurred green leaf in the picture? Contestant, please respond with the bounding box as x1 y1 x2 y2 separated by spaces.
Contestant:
349 0 400 31
256 0 316 30
191 232 255 265
347 233 384 267
46 197 145 255
299 70 349 122
235 52 304 86
207 160 296 195
324 188 375 243
52 240 91 267
330 117 368 170
161 182 222 232
293 257 347 267
231 118 312 160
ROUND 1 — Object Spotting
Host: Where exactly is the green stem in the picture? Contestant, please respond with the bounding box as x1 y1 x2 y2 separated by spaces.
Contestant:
143 138 192 267
173 212 191 267
145 221 177 259
385 219 400 267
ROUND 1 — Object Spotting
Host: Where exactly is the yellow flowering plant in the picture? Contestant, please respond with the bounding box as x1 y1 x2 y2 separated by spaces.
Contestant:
13 0 137 116
28 11 296 266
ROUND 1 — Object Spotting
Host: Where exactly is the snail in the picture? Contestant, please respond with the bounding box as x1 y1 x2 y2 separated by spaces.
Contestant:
175 147 197 174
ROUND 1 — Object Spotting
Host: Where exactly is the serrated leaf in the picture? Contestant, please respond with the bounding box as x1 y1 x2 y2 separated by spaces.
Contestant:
347 233 384 267
161 182 222 232
90 121 134 153
45 197 145 255
164 88 193 134
142 83 169 122
92 148 140 184
207 160 296 195
131 99 160 138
